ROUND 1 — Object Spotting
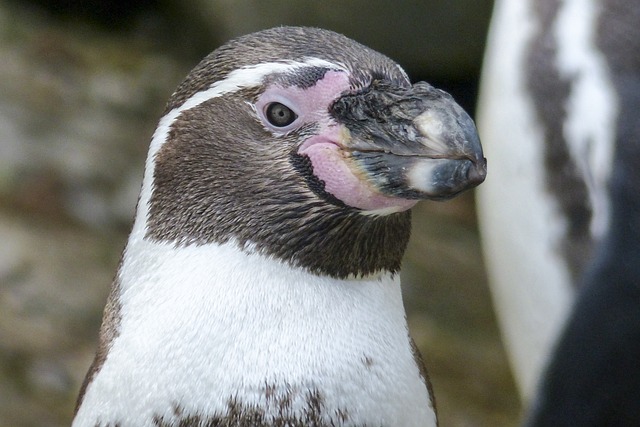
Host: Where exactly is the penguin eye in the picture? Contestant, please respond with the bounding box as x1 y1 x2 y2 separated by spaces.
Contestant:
265 102 298 127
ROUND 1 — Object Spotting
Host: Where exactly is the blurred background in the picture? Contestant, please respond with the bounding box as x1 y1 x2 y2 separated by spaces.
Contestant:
0 0 522 425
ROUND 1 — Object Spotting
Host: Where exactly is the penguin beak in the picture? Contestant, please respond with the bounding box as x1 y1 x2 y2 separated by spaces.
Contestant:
331 81 487 200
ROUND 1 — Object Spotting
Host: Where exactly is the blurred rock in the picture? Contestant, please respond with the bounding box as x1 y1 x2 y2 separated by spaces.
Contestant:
0 1 187 230
0 211 123 425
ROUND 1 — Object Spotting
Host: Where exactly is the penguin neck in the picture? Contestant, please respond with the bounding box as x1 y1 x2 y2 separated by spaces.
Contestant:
133 102 413 280
74 237 436 426
143 174 414 280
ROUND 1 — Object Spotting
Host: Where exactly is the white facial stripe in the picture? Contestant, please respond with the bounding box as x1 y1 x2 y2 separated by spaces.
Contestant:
185 58 347 116
209 58 346 95
554 0 618 239
130 58 347 241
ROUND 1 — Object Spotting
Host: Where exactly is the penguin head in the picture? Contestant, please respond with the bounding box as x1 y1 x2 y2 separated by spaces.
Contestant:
140 27 486 278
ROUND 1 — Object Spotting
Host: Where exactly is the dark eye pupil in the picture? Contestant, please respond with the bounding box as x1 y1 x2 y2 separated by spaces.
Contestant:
266 102 297 127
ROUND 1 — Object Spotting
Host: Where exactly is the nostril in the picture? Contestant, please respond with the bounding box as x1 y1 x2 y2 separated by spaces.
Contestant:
467 157 488 185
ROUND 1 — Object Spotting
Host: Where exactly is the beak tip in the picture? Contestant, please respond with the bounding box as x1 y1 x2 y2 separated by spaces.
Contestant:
467 157 487 187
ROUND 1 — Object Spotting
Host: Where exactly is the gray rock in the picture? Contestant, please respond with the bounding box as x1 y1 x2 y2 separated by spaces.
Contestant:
0 2 187 230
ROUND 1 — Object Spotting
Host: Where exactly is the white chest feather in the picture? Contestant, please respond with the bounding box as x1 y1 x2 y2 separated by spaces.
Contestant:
73 238 435 426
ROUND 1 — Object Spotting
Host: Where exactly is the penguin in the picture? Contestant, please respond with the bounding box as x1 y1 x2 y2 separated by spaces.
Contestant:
477 0 640 424
72 26 486 427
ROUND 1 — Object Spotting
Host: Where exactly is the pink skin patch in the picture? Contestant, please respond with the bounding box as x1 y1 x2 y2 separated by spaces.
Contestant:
256 70 417 214
298 132 417 213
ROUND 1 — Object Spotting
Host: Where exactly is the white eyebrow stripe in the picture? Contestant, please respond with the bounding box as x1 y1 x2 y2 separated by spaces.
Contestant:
205 58 347 100
181 58 348 117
